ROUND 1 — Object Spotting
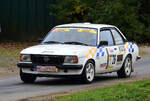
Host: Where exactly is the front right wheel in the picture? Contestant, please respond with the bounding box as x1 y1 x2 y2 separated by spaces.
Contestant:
117 56 132 78
20 69 37 83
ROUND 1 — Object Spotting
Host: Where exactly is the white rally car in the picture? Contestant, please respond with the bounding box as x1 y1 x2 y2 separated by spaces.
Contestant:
17 23 141 83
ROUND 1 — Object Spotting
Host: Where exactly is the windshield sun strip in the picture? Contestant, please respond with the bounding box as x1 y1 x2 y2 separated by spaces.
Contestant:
42 27 98 46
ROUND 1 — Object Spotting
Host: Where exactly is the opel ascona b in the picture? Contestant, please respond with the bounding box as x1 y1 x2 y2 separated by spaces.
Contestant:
17 23 141 83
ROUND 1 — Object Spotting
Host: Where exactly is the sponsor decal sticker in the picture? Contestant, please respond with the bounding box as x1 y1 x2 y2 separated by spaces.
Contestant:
100 63 107 68
108 55 116 65
78 29 97 34
119 46 126 54
106 66 114 69
52 29 70 32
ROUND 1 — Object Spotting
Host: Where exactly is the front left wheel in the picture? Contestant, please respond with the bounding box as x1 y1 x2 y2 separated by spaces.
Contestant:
82 60 95 83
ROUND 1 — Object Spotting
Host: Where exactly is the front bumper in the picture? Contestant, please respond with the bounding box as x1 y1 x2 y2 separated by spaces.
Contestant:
17 62 83 70
17 62 83 76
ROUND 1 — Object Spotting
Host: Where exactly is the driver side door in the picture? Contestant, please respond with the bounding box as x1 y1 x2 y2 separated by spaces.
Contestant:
99 29 119 72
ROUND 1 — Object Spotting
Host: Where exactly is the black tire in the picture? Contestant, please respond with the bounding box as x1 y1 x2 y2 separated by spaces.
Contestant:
20 68 37 83
82 60 95 83
117 56 132 78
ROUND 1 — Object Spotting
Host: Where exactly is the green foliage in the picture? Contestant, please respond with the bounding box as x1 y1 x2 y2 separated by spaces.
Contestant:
50 0 150 43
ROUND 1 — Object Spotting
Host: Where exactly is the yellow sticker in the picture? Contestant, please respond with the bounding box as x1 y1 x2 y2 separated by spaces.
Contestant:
64 29 70 31
89 30 97 34
55 29 70 32
106 66 114 69
78 29 97 34
78 29 83 32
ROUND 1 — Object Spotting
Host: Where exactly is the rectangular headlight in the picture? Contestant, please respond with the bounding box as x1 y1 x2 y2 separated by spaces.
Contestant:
64 56 78 63
19 54 31 62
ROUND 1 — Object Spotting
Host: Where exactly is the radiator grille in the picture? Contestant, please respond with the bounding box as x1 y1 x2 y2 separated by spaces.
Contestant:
31 55 65 65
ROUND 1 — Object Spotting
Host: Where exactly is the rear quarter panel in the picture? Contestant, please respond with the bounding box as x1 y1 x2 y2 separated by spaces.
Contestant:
124 42 139 63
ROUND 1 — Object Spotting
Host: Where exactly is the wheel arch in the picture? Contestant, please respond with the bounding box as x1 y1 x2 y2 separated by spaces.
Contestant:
127 53 132 59
87 59 95 66
82 58 95 73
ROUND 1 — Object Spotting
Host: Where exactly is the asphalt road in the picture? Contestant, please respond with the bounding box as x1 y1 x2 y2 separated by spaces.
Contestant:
0 56 150 101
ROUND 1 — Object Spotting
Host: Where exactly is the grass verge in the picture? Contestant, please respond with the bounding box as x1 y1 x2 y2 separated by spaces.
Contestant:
48 79 150 101
139 50 150 56
0 42 37 73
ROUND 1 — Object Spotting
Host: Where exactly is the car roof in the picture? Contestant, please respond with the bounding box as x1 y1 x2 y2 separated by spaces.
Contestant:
55 23 115 29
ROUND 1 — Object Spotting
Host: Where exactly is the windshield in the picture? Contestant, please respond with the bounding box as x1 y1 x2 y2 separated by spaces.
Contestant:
42 27 98 46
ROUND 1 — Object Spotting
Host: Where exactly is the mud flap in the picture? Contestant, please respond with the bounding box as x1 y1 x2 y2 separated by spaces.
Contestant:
131 63 134 72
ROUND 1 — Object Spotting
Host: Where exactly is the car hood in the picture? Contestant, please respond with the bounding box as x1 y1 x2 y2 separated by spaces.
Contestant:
21 44 93 56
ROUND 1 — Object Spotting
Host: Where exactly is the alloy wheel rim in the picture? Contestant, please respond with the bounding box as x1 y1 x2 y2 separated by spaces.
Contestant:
125 58 131 76
86 63 94 82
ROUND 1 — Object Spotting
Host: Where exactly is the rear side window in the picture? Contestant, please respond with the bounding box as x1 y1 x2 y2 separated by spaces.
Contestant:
100 30 114 46
111 29 124 45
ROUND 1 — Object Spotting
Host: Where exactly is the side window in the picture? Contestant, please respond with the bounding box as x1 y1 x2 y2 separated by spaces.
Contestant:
100 30 114 46
111 29 124 45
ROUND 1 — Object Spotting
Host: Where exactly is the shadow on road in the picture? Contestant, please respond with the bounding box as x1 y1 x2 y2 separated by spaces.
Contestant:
22 74 120 86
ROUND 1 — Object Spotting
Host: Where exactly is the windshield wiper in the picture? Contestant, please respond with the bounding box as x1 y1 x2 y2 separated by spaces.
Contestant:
43 41 63 44
64 41 88 46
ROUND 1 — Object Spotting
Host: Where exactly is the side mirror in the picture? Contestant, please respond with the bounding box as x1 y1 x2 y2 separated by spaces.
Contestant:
98 41 108 47
38 38 43 43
